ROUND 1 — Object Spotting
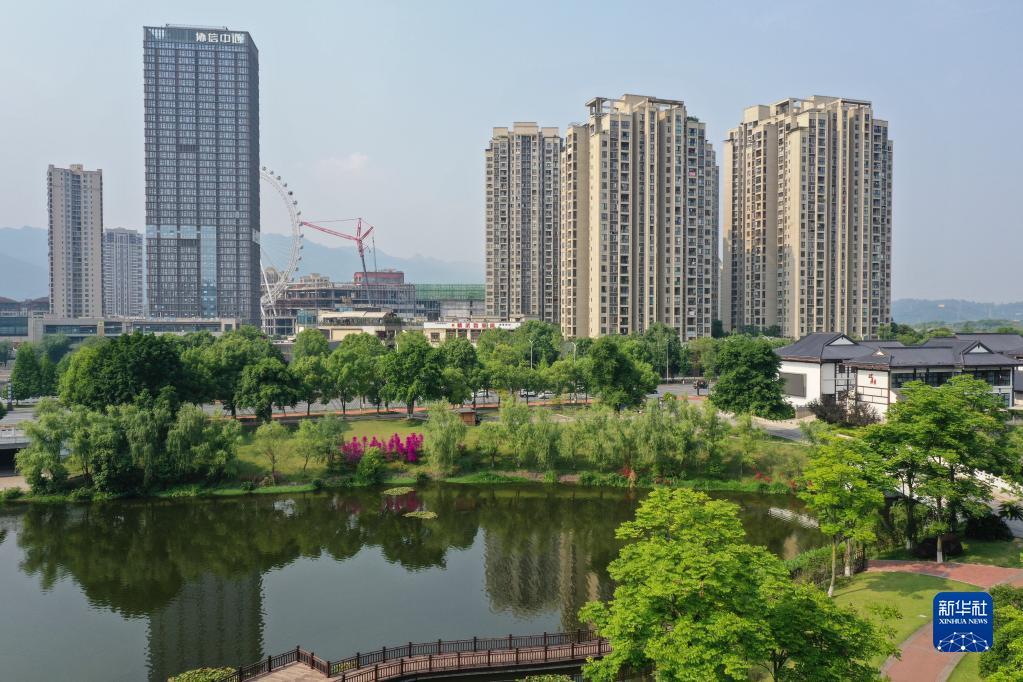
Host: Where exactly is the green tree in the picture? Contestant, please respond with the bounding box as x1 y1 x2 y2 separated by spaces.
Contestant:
117 391 177 488
422 401 466 475
199 327 283 416
733 412 765 479
165 404 240 482
710 335 793 419
59 332 184 409
340 333 388 411
291 328 330 360
981 585 1023 681
686 336 719 378
697 401 731 477
291 355 331 416
543 356 588 402
439 366 472 405
475 421 505 469
586 337 657 411
512 320 562 367
253 421 289 479
579 488 895 682
799 439 887 596
871 375 1018 562
293 416 348 473
637 322 689 379
380 332 443 417
11 343 43 400
439 337 482 405
484 343 530 403
38 334 72 364
15 399 69 493
234 357 298 423
0 340 13 366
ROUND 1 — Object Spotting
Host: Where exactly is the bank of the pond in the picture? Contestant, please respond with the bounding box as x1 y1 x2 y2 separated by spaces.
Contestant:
1 470 798 505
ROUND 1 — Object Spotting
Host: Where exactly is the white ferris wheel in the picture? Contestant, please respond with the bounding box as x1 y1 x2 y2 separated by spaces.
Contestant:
259 166 303 327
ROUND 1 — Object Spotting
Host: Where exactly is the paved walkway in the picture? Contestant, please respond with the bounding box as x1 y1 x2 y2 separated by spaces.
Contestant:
0 473 25 491
868 560 1023 682
249 662 326 681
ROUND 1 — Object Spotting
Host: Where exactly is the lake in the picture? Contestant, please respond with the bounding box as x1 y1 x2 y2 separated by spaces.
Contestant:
0 484 824 681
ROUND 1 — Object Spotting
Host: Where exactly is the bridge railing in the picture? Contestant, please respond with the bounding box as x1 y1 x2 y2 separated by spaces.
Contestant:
218 629 603 681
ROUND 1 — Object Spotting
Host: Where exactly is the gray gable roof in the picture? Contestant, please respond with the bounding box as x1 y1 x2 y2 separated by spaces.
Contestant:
776 332 1019 371
775 333 867 362
848 339 1017 370
954 333 1023 357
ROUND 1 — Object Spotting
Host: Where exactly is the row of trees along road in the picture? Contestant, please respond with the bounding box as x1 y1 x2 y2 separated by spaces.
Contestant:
9 323 794 420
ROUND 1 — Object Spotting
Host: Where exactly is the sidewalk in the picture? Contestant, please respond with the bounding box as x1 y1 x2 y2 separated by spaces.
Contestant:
867 560 1023 682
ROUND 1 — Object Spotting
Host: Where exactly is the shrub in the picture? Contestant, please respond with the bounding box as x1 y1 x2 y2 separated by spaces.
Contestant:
543 470 558 484
964 512 1014 541
68 487 94 502
912 534 964 559
578 471 630 487
807 393 879 427
354 448 387 486
168 667 236 682
0 487 24 502
240 481 256 493
311 478 324 491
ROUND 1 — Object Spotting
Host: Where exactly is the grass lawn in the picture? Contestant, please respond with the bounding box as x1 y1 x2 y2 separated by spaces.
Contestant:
833 572 982 666
878 539 1023 568
236 418 426 481
947 652 981 682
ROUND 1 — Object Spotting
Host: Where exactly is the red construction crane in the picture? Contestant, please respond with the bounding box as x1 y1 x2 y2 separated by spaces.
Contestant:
300 218 381 309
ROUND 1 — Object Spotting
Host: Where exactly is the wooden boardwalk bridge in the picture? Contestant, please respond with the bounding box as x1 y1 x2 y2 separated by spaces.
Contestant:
222 630 609 681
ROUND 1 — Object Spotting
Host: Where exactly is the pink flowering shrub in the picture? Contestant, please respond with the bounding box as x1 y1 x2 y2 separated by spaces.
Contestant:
341 433 423 464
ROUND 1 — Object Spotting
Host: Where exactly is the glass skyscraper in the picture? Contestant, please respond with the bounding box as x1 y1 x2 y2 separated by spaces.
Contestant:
143 25 260 323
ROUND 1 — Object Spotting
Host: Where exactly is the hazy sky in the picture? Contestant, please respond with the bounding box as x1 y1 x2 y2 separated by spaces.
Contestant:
2 0 1021 301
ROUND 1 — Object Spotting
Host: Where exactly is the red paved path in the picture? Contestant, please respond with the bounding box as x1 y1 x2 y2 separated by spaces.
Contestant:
868 560 1023 682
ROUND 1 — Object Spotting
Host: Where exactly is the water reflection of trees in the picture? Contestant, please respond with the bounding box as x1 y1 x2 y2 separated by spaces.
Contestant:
9 486 823 678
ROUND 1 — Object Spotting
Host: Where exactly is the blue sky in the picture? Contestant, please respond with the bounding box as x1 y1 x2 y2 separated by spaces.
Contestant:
2 0 1021 301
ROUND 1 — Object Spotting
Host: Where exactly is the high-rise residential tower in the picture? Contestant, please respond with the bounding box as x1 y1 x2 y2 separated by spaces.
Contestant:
47 164 104 318
722 96 893 339
143 25 260 324
485 123 561 323
102 228 144 317
559 95 718 340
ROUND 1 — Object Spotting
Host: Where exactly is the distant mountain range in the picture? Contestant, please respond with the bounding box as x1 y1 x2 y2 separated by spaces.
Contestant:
2 226 1016 320
261 233 483 284
0 226 483 301
0 227 48 299
891 299 1023 325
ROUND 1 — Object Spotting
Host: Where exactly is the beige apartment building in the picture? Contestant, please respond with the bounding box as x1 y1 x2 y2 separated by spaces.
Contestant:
485 123 561 324
47 164 104 318
560 95 718 340
722 96 893 339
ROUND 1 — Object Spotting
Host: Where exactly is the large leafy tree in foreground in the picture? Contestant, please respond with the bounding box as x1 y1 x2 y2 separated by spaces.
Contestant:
580 488 894 681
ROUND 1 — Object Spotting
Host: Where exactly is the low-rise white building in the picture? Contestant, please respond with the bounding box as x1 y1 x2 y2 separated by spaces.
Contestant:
776 332 1023 417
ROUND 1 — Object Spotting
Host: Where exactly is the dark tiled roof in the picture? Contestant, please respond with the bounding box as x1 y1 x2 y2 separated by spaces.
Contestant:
849 340 1017 370
775 333 871 362
777 332 1019 371
955 333 1023 357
